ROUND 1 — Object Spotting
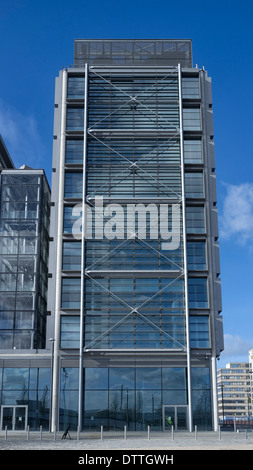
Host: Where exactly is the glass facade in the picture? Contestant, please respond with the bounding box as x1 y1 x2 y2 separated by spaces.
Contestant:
0 172 50 349
51 65 216 431
82 71 186 353
48 41 223 434
59 366 211 431
0 367 50 430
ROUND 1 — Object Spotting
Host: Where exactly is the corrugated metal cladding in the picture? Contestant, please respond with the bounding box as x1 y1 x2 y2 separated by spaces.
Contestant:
74 39 193 67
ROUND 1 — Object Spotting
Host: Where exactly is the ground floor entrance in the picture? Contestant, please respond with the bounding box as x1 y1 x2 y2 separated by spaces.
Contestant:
0 405 28 431
162 405 188 431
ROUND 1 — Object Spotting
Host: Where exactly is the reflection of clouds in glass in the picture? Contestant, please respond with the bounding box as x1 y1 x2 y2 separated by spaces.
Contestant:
85 368 108 389
3 367 29 390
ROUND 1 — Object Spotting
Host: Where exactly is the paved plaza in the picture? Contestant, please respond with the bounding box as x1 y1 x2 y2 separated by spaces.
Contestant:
1 430 253 450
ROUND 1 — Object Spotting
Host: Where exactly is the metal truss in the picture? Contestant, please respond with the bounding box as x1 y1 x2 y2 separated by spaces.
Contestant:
89 68 179 131
87 132 181 199
83 66 186 352
84 271 186 351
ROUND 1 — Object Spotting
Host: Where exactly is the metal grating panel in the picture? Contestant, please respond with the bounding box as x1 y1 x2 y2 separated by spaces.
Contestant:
74 39 192 67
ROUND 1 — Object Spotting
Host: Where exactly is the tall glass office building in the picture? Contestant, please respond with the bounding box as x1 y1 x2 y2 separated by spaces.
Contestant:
48 39 223 432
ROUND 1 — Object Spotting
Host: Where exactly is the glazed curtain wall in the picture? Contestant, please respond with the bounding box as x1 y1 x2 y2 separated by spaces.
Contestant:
59 366 211 431
80 71 186 351
0 174 50 349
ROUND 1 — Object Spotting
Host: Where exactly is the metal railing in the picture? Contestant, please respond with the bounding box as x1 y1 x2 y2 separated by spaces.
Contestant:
1 425 253 445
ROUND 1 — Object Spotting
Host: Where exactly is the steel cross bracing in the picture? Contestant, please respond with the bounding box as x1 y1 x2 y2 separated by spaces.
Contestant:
89 68 179 131
83 66 186 352
84 272 186 351
87 132 181 200
85 197 183 271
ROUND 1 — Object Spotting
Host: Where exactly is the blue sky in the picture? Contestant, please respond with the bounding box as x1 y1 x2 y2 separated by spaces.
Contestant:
1 0 253 367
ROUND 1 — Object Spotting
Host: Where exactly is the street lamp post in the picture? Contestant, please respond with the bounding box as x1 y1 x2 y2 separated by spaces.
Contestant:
49 338 55 432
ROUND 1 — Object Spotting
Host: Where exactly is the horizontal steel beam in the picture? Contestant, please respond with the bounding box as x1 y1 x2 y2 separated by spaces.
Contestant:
83 348 186 354
85 269 183 278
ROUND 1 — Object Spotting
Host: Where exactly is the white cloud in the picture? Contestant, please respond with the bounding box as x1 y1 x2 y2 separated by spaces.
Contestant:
0 99 45 168
220 182 253 244
219 334 252 364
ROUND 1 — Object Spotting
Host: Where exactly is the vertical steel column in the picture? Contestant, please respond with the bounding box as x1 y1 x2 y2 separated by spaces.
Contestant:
78 63 89 431
51 68 68 432
211 356 219 431
178 63 193 432
199 69 219 431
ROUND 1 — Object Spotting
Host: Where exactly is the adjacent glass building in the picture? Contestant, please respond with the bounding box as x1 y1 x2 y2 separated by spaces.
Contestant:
0 161 51 430
0 169 50 349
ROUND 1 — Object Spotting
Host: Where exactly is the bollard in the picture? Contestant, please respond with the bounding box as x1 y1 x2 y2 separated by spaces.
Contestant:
40 425 43 441
195 425 197 440
245 429 248 440
27 425 30 441
171 425 174 441
218 425 221 440
101 425 103 442
77 425 80 441
124 425 127 440
147 425 150 440
54 428 57 441
5 426 7 441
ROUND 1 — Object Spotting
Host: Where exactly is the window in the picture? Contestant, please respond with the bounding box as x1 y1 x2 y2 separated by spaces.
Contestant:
63 206 79 234
186 206 205 233
60 316 80 348
187 241 207 270
190 316 210 347
183 108 201 130
66 107 84 130
182 77 200 98
61 278 81 309
188 278 208 308
185 172 204 198
62 242 81 270
64 172 83 198
85 368 108 389
184 140 202 164
84 276 186 349
65 139 83 164
67 76 85 99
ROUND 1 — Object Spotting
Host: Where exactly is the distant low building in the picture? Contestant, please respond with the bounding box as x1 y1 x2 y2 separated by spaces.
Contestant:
217 350 253 422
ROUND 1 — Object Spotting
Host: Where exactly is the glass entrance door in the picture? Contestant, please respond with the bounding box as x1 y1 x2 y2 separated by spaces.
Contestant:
163 405 188 431
14 406 27 430
1 406 28 431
